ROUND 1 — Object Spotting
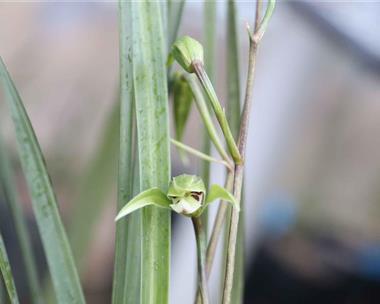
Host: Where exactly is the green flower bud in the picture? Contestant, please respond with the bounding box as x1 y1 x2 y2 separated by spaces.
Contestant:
171 36 204 73
167 174 206 217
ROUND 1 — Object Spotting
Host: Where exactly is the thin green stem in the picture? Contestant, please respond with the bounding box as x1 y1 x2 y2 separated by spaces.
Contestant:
222 1 276 304
192 216 209 304
171 139 232 170
184 74 232 165
192 62 242 164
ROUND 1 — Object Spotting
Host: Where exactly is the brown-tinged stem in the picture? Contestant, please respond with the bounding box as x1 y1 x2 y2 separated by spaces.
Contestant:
222 1 276 303
195 171 234 304
192 216 209 304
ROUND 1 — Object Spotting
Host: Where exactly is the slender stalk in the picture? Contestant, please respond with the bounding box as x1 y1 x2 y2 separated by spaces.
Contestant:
225 1 245 302
131 2 171 303
184 74 232 166
222 2 275 304
0 136 43 304
171 139 232 170
205 172 234 277
195 171 234 304
193 62 242 164
192 217 209 304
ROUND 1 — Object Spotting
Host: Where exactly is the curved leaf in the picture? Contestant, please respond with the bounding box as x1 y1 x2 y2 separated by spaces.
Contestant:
0 134 43 304
0 57 85 304
115 188 170 221
0 233 20 304
205 184 239 211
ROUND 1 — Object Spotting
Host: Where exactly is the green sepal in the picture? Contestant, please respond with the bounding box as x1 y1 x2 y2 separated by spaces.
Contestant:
171 36 204 73
115 188 171 221
204 184 239 211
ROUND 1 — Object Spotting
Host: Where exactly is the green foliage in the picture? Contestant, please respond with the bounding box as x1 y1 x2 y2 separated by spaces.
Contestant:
0 134 43 304
112 1 140 304
0 57 85 304
130 2 171 303
172 73 193 143
0 234 19 304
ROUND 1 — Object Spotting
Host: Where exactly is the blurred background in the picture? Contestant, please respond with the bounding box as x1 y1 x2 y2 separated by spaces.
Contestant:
1 1 380 303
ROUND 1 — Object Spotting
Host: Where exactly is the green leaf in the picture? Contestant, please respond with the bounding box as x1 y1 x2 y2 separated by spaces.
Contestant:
205 184 239 211
200 0 217 236
0 134 44 304
0 233 20 304
113 2 141 304
0 57 85 304
168 0 186 48
69 102 119 269
131 2 171 303
116 188 170 221
173 73 193 143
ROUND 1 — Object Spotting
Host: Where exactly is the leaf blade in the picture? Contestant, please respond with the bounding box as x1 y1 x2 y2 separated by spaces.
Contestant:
113 1 141 304
0 57 85 304
116 188 170 221
0 233 20 304
0 134 44 304
206 184 239 211
131 2 171 303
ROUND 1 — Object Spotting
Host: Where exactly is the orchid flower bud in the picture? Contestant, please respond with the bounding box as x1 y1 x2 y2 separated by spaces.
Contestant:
171 36 204 73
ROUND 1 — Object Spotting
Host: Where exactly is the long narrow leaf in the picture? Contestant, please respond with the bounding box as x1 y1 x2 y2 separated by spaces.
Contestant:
131 2 171 303
0 233 20 304
112 1 141 304
201 0 217 233
0 134 43 304
0 57 85 304
69 102 119 269
168 0 186 48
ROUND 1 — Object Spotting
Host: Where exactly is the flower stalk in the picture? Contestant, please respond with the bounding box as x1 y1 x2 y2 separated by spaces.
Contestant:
222 2 276 304
192 216 209 304
192 61 242 164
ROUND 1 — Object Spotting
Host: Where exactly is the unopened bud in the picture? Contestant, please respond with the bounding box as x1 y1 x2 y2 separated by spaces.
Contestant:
171 36 204 73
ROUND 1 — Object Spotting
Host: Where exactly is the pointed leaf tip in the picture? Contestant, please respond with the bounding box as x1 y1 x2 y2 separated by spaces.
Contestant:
205 184 239 211
115 188 171 221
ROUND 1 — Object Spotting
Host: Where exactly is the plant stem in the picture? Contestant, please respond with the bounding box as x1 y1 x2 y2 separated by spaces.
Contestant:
171 139 232 170
192 62 242 164
195 171 234 304
222 1 275 304
192 216 209 304
184 74 232 166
